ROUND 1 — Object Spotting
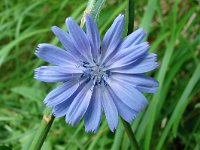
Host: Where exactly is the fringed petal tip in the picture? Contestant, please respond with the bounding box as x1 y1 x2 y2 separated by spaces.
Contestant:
110 126 117 133
65 117 100 133
85 127 99 134
145 53 159 70
43 96 53 108
34 66 45 77
122 115 137 125
150 53 158 61
144 41 150 48
35 43 48 53
154 62 159 71
34 67 41 79
84 115 101 133
97 116 137 133
128 115 137 123
136 78 159 93
35 46 39 56
34 67 45 81
156 62 160 68
34 43 43 56
35 43 56 59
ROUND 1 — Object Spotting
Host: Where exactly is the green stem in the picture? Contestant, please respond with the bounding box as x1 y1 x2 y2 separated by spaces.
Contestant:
29 108 55 150
121 119 140 150
127 0 135 34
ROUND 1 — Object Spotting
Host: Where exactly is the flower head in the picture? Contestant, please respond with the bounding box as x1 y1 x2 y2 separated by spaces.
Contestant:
34 14 158 133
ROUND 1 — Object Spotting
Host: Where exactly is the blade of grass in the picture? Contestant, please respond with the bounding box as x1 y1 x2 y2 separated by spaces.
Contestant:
100 1 127 35
0 29 49 66
156 64 200 150
143 3 194 148
111 121 124 150
136 4 196 148
140 0 158 33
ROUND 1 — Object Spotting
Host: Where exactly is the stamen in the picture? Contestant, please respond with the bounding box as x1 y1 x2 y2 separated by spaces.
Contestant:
80 61 110 87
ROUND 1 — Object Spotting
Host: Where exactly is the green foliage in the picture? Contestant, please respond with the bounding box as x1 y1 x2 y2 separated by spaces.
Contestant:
0 0 200 149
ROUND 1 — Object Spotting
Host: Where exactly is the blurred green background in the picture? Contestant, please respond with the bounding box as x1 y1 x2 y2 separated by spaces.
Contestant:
0 0 200 149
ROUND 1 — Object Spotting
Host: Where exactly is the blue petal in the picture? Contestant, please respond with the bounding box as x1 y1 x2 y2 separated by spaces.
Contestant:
106 42 149 68
52 79 87 118
110 73 159 93
119 28 146 49
107 77 148 112
85 14 100 61
102 87 118 132
107 87 137 123
34 66 82 82
52 100 72 118
65 17 93 63
101 14 124 63
35 43 76 66
84 87 102 133
110 53 158 74
102 28 146 64
44 80 81 107
65 81 94 126
51 26 81 58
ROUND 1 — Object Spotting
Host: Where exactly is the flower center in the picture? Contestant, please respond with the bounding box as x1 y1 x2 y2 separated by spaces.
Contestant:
81 61 111 86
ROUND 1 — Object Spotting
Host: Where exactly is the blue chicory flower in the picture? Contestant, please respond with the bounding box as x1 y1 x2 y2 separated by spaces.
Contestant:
34 14 158 133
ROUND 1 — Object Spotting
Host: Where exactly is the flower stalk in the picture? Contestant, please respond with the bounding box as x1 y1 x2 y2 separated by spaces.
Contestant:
29 108 54 150
121 119 139 150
